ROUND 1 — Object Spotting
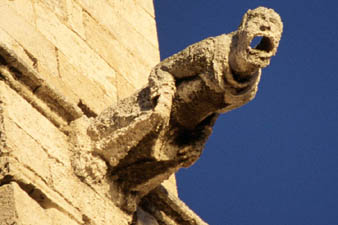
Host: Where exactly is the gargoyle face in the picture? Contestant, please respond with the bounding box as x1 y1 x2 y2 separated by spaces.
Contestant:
239 7 283 68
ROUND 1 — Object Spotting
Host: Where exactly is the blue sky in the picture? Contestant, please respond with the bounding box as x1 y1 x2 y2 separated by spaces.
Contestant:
154 1 338 225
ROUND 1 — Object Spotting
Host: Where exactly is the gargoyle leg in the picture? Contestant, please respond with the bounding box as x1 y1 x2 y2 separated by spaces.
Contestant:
148 66 176 127
87 67 177 168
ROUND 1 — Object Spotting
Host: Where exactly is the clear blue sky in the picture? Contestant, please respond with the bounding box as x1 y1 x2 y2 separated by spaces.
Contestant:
154 1 338 225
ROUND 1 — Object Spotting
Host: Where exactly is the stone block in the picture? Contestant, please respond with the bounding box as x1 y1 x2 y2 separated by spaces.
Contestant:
0 182 54 225
0 82 131 225
66 0 86 38
136 208 159 225
161 174 178 197
3 115 52 182
116 73 137 101
35 64 81 108
57 50 114 114
75 0 160 68
33 1 117 100
38 0 68 22
0 27 38 71
0 26 81 110
0 183 17 225
105 0 158 48
6 0 36 26
141 186 208 225
0 81 71 167
0 0 193 224
0 4 59 78
49 162 131 225
46 208 80 225
0 156 84 223
0 182 80 225
135 0 156 18
82 11 149 89
0 155 132 225
38 0 86 38
0 182 79 225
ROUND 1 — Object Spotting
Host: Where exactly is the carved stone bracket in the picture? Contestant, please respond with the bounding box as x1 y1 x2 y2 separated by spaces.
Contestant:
85 6 283 210
0 5 283 222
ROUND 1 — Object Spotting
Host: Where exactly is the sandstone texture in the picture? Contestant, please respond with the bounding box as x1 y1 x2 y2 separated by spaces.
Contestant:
88 6 283 212
0 2 283 224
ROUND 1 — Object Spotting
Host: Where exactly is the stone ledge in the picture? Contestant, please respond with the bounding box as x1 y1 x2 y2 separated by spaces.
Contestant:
0 182 72 225
0 156 84 223
0 38 203 225
141 185 208 225
0 45 83 128
0 81 131 224
0 156 132 225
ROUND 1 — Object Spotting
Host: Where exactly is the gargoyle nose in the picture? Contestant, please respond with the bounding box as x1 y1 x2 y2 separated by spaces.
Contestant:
259 25 271 31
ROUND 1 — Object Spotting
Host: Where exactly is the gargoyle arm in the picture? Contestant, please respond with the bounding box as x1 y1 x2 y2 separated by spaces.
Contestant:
155 37 216 79
148 37 218 124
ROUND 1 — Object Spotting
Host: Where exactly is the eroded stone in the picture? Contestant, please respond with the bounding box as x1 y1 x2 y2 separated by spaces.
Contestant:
86 6 283 206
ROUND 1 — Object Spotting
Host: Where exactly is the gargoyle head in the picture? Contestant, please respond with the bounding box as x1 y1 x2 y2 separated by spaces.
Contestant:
230 7 283 75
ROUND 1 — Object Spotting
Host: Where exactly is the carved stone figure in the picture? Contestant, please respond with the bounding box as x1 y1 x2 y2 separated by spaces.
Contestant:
86 7 283 201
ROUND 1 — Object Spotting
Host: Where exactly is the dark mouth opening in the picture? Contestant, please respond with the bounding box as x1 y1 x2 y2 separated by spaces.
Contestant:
250 36 274 52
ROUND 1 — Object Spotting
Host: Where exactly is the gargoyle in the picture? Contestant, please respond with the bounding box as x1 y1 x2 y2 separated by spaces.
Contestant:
87 7 283 198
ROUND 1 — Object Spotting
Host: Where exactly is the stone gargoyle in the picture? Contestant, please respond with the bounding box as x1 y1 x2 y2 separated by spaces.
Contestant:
80 6 283 205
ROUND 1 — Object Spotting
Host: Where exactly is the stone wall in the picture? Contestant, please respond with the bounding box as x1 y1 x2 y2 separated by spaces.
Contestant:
0 1 206 224
0 0 159 113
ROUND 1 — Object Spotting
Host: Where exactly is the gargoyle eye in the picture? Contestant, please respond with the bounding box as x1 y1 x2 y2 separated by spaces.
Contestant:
250 36 274 52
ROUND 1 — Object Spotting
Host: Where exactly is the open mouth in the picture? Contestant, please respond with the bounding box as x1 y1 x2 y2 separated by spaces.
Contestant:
249 36 274 53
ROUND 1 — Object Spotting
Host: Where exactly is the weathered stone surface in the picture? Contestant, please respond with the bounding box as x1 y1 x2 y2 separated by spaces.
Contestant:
0 27 40 79
162 174 178 197
105 0 158 48
141 185 208 225
0 156 84 223
82 11 149 90
0 4 59 78
46 207 80 225
33 1 117 100
0 61 81 128
136 207 159 225
75 0 160 67
0 80 71 166
0 182 80 225
39 0 86 38
0 182 55 225
87 6 283 208
0 81 132 225
1 1 118 115
57 50 114 115
0 183 18 225
6 0 36 26
3 111 52 182
116 73 138 101
1 0 158 113
0 155 132 225
0 1 283 224
135 0 156 18
0 7 85 119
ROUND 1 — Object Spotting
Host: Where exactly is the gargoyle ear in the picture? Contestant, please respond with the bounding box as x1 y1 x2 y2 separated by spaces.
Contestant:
238 10 249 31
238 7 283 35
